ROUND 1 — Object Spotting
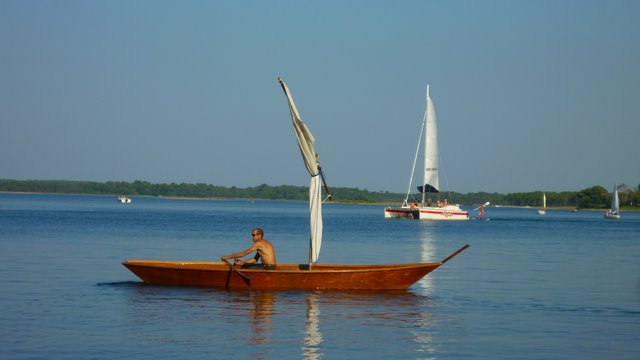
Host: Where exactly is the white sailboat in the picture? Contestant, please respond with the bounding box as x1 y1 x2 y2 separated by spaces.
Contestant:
118 195 132 204
537 193 546 215
384 85 468 220
604 184 621 220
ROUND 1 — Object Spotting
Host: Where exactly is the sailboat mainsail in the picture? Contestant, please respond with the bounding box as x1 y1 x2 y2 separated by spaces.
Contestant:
421 85 439 198
537 193 546 215
612 187 620 212
384 85 468 220
278 77 325 264
604 184 621 219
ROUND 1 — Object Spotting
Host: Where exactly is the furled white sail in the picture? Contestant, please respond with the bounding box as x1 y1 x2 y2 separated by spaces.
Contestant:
423 86 439 197
278 78 323 264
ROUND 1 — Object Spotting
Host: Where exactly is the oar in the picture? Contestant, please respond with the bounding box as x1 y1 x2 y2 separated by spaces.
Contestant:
222 259 251 287
473 202 490 211
441 244 470 265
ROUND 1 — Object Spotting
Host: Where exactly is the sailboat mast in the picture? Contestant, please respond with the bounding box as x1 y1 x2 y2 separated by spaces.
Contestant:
422 85 429 205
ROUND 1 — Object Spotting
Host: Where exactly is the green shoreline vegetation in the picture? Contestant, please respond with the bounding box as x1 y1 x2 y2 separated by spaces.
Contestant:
1 179 638 211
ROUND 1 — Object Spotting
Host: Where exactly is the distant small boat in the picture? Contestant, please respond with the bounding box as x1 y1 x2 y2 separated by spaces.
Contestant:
537 193 546 215
118 195 131 204
604 184 620 220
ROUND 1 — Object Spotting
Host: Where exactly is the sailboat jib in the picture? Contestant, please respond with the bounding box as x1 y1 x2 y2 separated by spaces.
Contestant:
384 85 468 221
278 77 324 264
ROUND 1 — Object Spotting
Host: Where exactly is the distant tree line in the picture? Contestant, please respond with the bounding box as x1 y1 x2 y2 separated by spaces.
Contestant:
432 184 639 210
1 179 638 209
0 179 389 202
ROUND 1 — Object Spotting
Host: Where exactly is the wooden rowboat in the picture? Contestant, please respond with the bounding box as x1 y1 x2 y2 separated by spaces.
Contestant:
122 244 468 291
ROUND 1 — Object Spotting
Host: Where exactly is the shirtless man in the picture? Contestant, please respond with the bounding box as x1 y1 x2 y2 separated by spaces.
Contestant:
220 228 277 270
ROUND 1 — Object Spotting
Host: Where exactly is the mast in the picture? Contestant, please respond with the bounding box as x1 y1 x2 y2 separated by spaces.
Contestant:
422 85 429 205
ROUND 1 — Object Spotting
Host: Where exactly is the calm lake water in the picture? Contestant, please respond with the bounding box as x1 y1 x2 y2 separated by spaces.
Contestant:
1 193 639 359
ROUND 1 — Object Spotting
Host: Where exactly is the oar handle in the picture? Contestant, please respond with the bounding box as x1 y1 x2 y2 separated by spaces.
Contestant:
222 259 251 285
441 244 470 265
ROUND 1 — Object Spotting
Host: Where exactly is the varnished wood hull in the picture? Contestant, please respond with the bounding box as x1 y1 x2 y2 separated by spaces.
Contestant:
122 260 443 290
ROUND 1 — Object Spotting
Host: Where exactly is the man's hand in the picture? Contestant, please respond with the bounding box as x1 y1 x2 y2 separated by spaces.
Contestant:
221 256 229 261
234 259 244 266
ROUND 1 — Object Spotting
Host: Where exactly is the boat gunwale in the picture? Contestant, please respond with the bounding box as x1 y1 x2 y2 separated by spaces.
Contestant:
122 260 442 274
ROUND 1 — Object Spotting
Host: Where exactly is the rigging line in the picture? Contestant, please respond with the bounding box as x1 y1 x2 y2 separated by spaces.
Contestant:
437 152 458 204
404 109 426 206
318 166 332 201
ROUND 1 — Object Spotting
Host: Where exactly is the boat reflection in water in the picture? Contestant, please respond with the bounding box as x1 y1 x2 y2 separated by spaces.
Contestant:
417 223 437 293
248 291 323 359
414 223 438 355
303 293 322 360
121 283 438 358
249 291 275 345
245 290 438 359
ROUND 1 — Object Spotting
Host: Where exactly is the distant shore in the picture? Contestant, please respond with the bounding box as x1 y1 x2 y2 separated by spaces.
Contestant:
2 191 638 211
2 178 638 209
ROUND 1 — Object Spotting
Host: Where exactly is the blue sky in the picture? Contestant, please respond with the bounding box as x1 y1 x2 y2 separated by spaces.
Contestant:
1 0 639 194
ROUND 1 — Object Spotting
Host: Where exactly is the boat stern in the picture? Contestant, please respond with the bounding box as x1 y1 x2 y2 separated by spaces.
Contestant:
384 207 420 219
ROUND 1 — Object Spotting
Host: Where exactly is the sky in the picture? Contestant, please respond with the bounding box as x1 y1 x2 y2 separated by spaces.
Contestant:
1 0 639 194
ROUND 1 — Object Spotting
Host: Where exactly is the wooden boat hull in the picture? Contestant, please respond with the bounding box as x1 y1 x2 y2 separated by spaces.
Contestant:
122 260 443 291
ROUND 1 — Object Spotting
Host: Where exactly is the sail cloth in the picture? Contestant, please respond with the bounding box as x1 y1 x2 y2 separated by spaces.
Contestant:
417 184 439 194
612 185 620 212
278 78 323 264
423 90 439 194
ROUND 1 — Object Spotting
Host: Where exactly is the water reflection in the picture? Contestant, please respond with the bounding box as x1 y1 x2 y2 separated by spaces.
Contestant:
118 282 439 358
418 222 437 292
245 291 325 359
249 291 275 345
303 293 322 360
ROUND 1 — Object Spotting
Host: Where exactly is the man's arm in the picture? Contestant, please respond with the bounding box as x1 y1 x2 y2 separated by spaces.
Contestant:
238 253 261 265
220 243 258 261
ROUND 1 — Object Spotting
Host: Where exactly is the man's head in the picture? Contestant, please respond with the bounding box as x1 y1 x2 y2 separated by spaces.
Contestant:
251 228 264 241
